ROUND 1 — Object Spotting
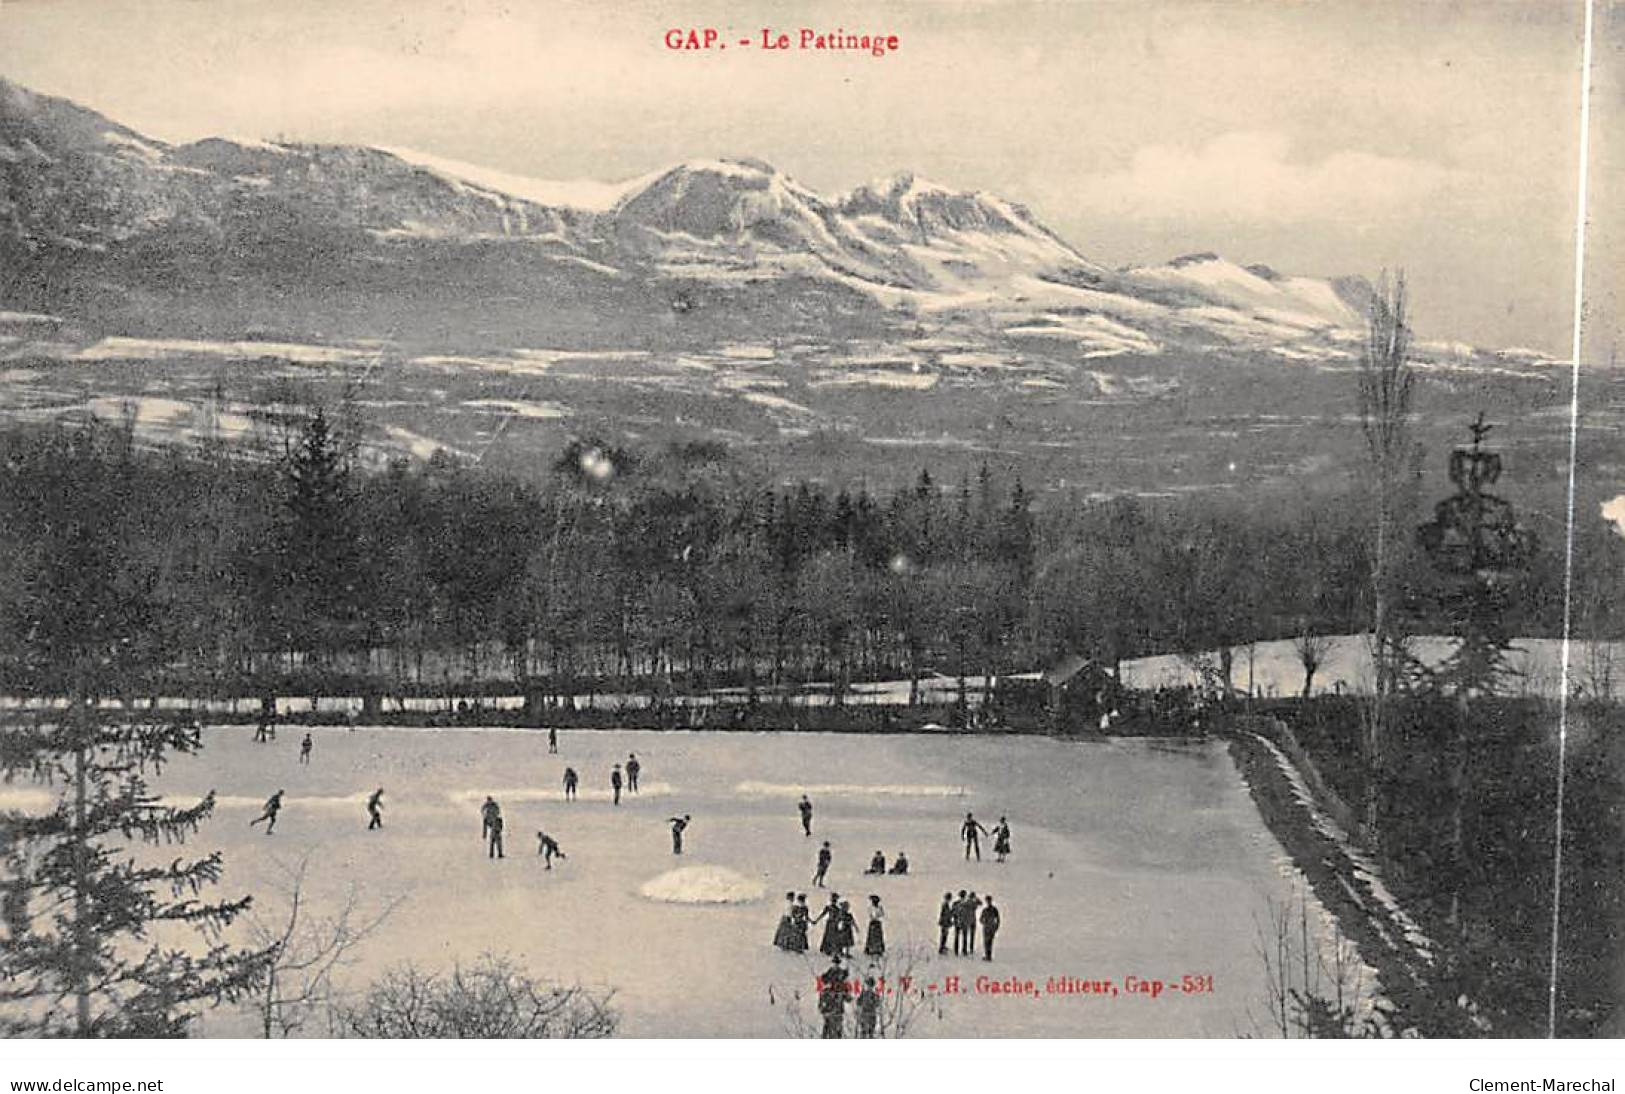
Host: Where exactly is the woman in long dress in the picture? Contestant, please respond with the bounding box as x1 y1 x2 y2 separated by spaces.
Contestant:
816 894 843 956
773 891 797 950
837 900 857 957
993 816 1012 863
789 893 811 952
864 894 886 958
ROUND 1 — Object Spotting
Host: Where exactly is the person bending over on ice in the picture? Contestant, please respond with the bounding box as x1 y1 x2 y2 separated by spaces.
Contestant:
865 850 886 875
668 814 691 855
626 753 641 793
798 794 813 837
298 733 313 765
961 812 989 861
888 851 909 875
611 764 623 806
562 767 579 801
536 830 566 869
487 812 506 859
813 841 833 887
250 790 285 834
367 788 384 830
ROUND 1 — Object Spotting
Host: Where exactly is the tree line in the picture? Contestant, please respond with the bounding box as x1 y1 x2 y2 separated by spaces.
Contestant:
0 407 1607 708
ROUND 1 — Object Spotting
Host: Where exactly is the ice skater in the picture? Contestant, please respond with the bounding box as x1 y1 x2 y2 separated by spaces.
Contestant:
790 894 811 952
813 841 832 887
536 830 566 869
298 733 312 765
961 891 982 957
562 767 579 801
815 894 842 956
856 976 880 1039
817 956 848 1039
667 814 691 854
938 892 955 954
864 894 886 958
798 794 813 837
366 788 384 830
979 896 1000 961
950 890 968 954
480 796 501 842
992 816 1012 863
249 790 285 834
865 850 886 875
626 753 641 793
548 727 558 754
773 891 797 950
961 812 989 861
836 900 856 958
610 764 623 806
487 811 505 859
888 851 909 875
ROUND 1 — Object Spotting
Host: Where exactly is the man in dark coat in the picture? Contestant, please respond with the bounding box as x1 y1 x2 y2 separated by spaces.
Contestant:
938 892 955 954
798 794 814 837
366 788 384 830
627 753 641 793
980 896 1001 961
960 891 982 957
610 764 623 805
487 812 505 859
817 957 849 1039
813 841 832 887
961 812 990 861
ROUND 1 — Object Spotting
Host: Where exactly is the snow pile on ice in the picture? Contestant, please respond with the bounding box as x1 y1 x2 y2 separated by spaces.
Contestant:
638 865 766 905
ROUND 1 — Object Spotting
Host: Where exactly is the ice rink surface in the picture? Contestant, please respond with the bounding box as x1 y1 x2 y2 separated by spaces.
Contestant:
117 727 1336 1037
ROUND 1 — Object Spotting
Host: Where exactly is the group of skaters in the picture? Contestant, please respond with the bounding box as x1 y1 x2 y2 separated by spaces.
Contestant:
778 806 1012 1040
773 891 888 958
249 726 647 840
248 785 386 835
939 889 1001 960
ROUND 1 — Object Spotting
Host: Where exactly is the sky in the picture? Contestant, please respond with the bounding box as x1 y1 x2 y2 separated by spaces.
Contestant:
0 0 1614 359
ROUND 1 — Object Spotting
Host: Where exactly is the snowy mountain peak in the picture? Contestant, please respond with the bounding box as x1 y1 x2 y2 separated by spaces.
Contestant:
839 171 1046 241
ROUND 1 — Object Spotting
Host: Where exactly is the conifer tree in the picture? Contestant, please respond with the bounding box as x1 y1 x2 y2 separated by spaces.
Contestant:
0 424 268 1036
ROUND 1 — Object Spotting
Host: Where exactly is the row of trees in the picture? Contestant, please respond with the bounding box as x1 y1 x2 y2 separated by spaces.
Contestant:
0 414 1598 710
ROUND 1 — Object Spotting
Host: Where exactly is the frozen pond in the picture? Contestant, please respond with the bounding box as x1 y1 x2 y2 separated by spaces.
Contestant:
7 727 1367 1037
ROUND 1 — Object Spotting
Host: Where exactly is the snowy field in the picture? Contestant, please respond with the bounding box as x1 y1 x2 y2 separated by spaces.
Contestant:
1121 635 1619 700
11 728 1353 1037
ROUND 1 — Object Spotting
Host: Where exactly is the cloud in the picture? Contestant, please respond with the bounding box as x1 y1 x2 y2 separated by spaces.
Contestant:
1072 131 1469 226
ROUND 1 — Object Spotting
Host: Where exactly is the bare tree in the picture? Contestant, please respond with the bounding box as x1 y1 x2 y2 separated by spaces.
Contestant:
244 855 402 1038
334 953 617 1038
768 942 948 1038
1248 888 1382 1038
1355 271 1417 836
1293 631 1334 699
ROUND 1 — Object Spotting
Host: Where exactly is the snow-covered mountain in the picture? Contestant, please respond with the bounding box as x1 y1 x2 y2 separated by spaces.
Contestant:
0 77 1551 371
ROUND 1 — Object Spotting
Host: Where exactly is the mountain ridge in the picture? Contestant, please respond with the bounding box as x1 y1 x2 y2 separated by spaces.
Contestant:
0 77 1556 372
